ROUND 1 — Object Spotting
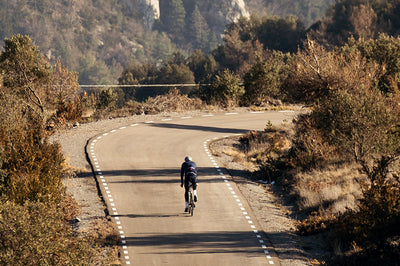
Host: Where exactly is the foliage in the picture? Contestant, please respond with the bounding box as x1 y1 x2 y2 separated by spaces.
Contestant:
187 5 212 53
280 37 400 262
224 15 306 54
242 51 292 105
0 199 97 265
255 15 306 53
0 34 51 114
246 0 334 28
118 62 158 102
97 88 120 111
0 33 115 264
155 62 195 85
288 38 400 167
340 34 400 94
0 95 64 204
213 25 266 76
186 49 218 83
143 88 203 114
308 0 400 48
119 63 158 86
160 0 186 44
201 69 244 107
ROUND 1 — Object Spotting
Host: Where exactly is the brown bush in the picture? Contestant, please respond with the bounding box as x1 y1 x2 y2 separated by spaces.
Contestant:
0 200 98 265
143 88 204 114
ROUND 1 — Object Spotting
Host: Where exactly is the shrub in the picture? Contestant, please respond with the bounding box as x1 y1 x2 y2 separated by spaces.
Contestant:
242 52 292 106
143 88 203 114
0 200 97 265
201 69 244 107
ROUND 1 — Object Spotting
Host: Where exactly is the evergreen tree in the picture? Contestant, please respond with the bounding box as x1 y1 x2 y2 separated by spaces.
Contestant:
160 0 186 44
187 5 210 52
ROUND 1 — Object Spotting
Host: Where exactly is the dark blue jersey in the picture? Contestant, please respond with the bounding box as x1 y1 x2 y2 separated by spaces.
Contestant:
181 160 197 183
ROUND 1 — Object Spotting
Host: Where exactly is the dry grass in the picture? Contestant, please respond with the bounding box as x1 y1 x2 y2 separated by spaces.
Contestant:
222 147 255 170
82 218 121 264
295 164 362 214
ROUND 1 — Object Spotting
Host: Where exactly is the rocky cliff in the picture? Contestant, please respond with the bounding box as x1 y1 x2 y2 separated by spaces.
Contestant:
135 0 249 29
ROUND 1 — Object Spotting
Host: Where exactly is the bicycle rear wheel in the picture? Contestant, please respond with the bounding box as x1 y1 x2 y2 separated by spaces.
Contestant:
189 191 194 216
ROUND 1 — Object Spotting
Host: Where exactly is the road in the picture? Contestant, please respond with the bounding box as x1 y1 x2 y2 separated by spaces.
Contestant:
88 111 298 265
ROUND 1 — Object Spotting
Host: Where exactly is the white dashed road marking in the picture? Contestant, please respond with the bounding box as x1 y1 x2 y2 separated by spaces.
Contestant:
203 138 275 264
88 111 279 265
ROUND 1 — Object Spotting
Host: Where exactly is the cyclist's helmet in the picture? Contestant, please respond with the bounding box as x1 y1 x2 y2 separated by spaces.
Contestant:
185 156 192 162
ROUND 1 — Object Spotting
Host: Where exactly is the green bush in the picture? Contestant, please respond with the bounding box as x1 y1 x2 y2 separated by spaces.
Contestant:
201 69 244 107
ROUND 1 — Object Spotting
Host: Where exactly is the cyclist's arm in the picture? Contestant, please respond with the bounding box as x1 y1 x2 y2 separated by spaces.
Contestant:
180 165 184 185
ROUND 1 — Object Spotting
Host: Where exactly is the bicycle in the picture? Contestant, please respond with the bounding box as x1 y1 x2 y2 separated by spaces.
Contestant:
187 185 195 216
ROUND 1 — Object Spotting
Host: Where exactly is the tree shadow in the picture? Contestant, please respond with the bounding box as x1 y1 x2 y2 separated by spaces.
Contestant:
150 122 249 134
78 166 234 184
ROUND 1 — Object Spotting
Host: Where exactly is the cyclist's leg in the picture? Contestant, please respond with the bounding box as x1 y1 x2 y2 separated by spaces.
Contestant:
184 178 189 211
192 177 198 202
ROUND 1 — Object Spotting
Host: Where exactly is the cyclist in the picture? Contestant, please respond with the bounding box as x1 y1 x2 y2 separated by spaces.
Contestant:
180 156 198 212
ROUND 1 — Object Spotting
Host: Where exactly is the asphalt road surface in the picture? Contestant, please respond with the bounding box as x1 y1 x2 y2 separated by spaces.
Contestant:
88 111 298 265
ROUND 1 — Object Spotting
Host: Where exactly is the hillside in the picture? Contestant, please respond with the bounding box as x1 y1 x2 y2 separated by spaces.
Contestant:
0 0 334 85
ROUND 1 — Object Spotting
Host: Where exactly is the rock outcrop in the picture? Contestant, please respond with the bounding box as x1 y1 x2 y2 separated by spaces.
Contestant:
133 0 249 30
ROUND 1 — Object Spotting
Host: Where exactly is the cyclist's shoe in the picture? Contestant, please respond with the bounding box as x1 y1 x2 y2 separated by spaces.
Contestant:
184 207 188 212
194 195 197 202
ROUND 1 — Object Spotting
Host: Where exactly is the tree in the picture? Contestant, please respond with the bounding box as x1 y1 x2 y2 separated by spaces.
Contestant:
118 62 158 85
243 51 291 105
349 4 376 40
256 15 306 53
160 0 186 44
187 5 210 52
187 49 218 83
288 38 400 167
201 69 244 107
0 34 51 114
341 34 400 94
155 63 195 85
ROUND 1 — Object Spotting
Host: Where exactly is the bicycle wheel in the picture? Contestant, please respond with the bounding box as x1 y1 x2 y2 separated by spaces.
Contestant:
189 191 194 216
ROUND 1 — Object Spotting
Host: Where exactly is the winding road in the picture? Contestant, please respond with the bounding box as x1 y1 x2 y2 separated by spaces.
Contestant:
88 111 298 265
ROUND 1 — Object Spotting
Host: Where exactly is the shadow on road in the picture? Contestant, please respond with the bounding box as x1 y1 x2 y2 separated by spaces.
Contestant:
79 166 240 184
150 123 249 134
124 231 265 254
121 230 306 260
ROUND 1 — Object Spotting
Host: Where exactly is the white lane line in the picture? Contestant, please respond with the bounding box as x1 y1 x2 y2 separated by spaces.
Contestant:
91 125 142 266
203 136 274 264
225 112 239 115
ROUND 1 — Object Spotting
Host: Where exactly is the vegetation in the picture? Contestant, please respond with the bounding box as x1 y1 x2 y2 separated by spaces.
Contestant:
2 0 400 264
0 0 336 84
0 35 118 265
